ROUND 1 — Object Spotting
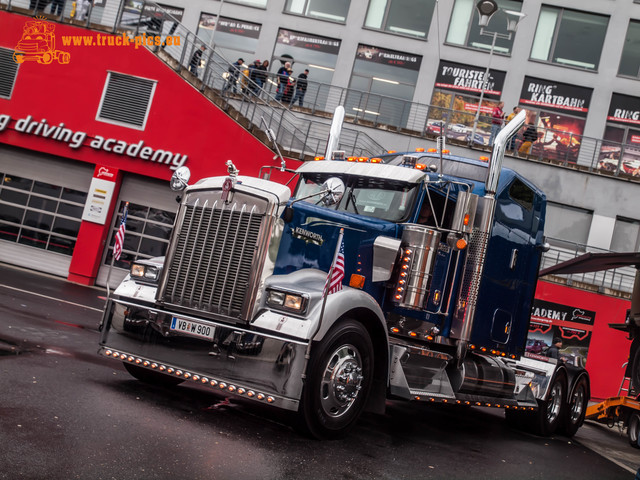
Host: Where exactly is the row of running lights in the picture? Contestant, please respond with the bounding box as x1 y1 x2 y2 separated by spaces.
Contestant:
413 396 535 411
389 324 518 360
103 349 276 403
314 148 490 165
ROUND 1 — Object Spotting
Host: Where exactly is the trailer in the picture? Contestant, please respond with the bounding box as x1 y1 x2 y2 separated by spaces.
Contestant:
540 251 640 447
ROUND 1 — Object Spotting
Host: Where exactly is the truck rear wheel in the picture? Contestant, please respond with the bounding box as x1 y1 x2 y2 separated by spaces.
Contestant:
628 412 640 448
123 362 185 387
507 372 567 436
297 319 373 440
532 371 567 436
560 375 588 437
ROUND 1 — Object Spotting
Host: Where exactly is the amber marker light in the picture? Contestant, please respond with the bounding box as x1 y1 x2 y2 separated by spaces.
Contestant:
349 274 365 289
409 331 417 337
427 148 437 153
390 327 400 333
314 156 324 161
415 163 426 170
463 213 470 226
479 156 489 162
456 238 468 250
415 147 425 152
370 157 383 163
442 149 450 154
357 157 368 162
387 150 397 153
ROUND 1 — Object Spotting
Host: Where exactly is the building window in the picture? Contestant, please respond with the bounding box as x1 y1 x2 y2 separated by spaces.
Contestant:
97 72 157 130
284 0 350 23
227 0 267 7
0 47 18 99
545 202 592 247
619 20 640 78
0 172 87 256
105 201 176 269
446 0 522 55
196 14 261 65
611 217 640 252
364 0 436 38
346 45 421 129
530 6 608 71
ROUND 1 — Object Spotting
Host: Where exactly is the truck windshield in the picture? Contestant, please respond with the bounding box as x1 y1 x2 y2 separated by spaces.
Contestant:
295 174 418 223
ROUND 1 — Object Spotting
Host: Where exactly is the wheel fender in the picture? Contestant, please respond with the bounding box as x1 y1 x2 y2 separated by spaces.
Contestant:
565 366 590 406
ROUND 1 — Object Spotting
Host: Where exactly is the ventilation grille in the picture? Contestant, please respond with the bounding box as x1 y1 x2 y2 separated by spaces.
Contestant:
0 48 18 98
97 72 156 128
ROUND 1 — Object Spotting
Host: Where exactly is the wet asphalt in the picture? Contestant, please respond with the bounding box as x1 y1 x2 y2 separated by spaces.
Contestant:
0 262 637 480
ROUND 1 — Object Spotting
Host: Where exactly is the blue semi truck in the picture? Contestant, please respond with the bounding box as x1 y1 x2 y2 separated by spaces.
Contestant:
99 109 590 439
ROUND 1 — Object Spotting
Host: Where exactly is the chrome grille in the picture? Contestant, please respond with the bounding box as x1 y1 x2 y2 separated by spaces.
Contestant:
162 199 264 319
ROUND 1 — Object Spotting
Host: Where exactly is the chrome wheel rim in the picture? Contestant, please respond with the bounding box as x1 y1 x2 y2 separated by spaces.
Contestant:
546 381 563 424
320 344 364 418
569 385 585 423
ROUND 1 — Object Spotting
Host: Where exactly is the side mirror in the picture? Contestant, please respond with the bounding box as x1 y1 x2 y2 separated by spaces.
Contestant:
170 166 191 191
320 177 345 206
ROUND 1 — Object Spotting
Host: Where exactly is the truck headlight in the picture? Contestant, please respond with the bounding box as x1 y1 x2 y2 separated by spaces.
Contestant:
131 263 160 282
266 289 306 314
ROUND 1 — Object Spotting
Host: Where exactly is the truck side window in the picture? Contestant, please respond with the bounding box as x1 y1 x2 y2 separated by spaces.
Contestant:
509 179 534 211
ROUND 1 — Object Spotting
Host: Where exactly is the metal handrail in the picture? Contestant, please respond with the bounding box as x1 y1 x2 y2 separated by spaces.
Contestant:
541 237 636 295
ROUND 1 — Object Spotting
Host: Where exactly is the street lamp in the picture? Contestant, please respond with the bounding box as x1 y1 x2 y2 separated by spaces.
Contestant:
468 0 526 147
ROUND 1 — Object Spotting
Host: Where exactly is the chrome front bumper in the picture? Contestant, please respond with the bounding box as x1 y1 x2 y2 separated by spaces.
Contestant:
99 298 309 411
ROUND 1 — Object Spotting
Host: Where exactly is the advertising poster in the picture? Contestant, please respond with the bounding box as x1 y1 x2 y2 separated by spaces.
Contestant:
526 299 595 367
519 76 591 163
598 93 640 176
434 60 505 100
355 44 421 71
278 29 341 54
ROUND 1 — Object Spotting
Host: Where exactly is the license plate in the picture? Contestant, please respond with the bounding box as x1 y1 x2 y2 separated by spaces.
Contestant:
170 317 215 341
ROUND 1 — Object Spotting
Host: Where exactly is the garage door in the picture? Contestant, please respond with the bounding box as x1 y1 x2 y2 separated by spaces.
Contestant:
96 173 179 289
0 148 92 277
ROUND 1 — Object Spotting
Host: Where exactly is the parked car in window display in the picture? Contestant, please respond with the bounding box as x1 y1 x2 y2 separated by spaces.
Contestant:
465 132 486 146
448 123 468 135
525 339 548 354
426 121 444 135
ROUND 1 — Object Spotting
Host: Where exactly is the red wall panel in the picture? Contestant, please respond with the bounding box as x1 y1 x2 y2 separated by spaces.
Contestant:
535 280 632 400
0 11 294 182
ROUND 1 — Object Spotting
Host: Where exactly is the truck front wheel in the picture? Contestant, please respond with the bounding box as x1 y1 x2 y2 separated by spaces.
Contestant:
297 319 373 439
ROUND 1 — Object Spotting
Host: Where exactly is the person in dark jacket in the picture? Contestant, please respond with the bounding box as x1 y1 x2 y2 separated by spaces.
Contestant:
189 45 205 76
290 69 309 107
275 62 291 101
546 337 563 359
222 58 244 94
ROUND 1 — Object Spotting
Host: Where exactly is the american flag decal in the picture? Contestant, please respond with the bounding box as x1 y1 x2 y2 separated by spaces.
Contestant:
325 237 345 295
113 202 128 261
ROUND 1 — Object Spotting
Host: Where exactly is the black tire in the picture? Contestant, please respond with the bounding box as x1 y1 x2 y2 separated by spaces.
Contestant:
507 372 569 437
629 338 640 396
628 412 640 448
123 362 185 387
560 375 589 437
531 371 567 436
297 319 374 440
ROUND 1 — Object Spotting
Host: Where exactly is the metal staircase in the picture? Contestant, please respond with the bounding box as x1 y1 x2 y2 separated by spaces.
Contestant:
125 3 386 161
